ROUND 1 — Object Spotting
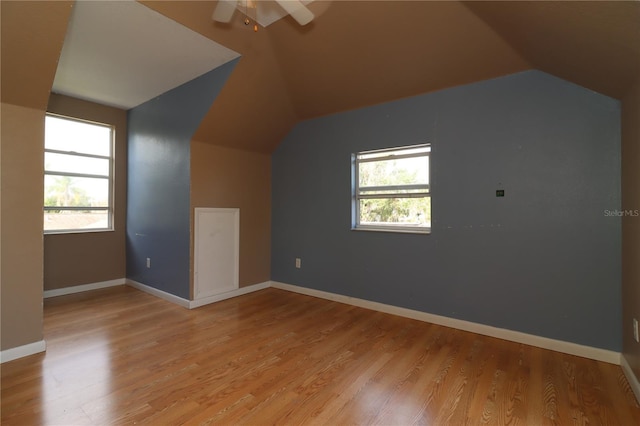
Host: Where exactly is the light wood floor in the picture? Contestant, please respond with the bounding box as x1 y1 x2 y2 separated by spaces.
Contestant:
2 286 639 425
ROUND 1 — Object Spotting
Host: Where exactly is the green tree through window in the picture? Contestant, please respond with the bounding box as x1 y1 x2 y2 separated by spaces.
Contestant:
44 176 92 211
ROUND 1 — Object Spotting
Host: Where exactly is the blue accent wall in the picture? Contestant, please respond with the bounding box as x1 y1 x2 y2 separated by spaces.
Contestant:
272 70 622 351
127 60 238 299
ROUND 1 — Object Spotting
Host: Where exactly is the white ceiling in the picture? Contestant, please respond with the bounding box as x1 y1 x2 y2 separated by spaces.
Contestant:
52 0 240 110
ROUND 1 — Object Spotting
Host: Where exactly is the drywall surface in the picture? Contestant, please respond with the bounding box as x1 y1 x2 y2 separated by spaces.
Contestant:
272 70 622 351
1 103 45 350
127 61 237 299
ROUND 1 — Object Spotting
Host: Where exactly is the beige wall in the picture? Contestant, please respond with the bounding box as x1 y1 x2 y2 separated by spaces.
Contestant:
1 103 46 350
0 1 73 111
44 95 128 290
190 141 271 295
622 77 640 383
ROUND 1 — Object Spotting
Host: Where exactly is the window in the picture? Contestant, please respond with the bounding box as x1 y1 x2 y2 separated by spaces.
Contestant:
352 144 431 233
44 114 114 233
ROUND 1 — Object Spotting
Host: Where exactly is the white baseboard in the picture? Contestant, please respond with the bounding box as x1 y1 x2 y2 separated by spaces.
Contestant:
126 279 191 308
126 279 270 309
36 277 624 367
0 340 46 364
189 281 271 309
44 278 126 299
621 354 640 404
270 281 621 365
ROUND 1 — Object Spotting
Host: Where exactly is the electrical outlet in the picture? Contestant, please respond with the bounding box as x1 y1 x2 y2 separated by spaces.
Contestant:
295 258 301 269
634 318 639 343
146 258 151 269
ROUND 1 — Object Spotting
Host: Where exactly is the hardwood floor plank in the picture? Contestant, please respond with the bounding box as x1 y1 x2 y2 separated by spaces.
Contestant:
361 327 448 425
451 335 498 424
2 286 639 425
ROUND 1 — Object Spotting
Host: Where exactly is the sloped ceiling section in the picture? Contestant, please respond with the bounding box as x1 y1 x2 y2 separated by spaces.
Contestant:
266 0 531 119
143 0 532 152
1 1 74 110
465 0 640 100
146 0 640 153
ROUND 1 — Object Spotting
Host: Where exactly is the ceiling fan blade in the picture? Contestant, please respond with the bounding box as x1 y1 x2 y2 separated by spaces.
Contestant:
212 0 237 23
275 0 314 26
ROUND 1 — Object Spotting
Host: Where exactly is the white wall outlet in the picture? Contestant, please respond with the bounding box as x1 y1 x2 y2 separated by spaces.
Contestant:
295 258 301 269
146 257 151 269
634 318 639 343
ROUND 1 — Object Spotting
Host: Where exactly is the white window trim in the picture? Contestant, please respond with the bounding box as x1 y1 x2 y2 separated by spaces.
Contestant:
44 113 115 234
352 143 431 234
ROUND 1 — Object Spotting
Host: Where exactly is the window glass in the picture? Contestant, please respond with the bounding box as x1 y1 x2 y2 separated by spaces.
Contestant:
45 115 111 156
44 152 110 176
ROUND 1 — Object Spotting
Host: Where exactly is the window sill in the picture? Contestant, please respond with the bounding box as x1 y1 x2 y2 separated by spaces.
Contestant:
44 228 114 236
351 226 431 235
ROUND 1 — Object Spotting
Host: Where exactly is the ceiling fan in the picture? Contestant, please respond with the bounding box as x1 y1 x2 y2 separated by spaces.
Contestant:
212 0 315 27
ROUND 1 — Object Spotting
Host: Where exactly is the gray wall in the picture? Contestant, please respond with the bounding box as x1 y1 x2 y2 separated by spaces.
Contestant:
271 70 622 351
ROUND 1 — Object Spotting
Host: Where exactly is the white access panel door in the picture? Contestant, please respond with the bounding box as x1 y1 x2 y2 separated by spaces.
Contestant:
194 208 239 300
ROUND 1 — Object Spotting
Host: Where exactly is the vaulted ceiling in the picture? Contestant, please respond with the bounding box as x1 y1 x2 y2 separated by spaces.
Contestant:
2 1 639 153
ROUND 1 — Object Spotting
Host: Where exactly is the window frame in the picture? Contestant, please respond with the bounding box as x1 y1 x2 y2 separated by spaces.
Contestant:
44 113 115 234
352 143 431 234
